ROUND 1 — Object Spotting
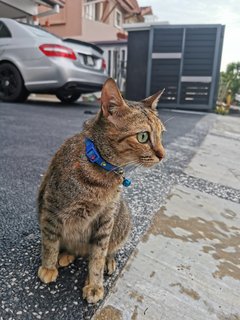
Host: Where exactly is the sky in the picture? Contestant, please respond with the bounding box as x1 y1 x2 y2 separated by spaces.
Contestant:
138 0 240 71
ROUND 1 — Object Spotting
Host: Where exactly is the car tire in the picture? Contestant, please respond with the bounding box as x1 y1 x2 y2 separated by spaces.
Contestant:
56 92 81 103
0 63 29 103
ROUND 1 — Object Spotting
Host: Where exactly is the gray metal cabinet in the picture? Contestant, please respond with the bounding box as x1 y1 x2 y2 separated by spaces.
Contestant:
125 24 224 110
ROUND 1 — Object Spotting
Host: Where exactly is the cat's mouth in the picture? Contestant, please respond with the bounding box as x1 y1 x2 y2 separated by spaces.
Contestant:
139 156 160 167
141 162 158 168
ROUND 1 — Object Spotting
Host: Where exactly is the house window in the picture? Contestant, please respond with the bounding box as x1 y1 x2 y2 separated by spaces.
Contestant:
115 9 122 28
84 2 94 20
84 0 103 21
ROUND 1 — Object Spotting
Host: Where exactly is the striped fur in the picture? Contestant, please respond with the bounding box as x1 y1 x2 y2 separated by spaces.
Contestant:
38 78 165 303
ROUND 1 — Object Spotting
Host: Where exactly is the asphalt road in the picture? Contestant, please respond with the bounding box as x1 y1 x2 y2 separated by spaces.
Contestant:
0 100 206 320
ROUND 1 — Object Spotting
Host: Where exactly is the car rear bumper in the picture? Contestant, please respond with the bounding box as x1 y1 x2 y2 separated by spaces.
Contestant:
24 57 108 93
61 81 104 93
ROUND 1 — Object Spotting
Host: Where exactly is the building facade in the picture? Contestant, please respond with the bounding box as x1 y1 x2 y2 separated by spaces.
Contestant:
38 0 152 90
0 0 65 21
39 0 152 42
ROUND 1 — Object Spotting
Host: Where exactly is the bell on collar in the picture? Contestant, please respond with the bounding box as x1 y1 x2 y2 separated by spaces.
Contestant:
117 168 124 175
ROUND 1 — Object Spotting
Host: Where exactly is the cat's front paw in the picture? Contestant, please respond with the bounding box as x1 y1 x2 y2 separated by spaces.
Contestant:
82 284 104 304
38 266 58 284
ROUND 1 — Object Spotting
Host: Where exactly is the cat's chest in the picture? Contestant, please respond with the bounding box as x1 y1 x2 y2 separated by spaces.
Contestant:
60 207 114 256
62 217 92 240
60 216 93 255
60 196 119 242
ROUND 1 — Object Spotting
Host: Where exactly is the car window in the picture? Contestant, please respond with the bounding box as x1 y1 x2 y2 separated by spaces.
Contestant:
22 24 59 39
0 22 11 38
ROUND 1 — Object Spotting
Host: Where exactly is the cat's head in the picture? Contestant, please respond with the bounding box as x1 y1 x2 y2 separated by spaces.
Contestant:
99 78 166 168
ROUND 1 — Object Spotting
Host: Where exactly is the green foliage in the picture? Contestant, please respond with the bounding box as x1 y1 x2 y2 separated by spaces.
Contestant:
220 62 240 99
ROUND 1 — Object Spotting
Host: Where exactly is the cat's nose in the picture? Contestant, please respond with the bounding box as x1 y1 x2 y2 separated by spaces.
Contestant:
155 147 165 160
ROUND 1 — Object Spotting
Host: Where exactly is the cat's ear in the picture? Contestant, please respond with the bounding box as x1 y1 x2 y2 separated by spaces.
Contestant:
142 89 165 110
101 78 128 118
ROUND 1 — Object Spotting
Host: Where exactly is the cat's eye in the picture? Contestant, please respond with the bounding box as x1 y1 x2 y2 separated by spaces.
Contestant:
137 132 149 143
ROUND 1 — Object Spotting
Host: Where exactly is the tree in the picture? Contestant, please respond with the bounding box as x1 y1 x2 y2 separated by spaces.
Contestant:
219 62 240 101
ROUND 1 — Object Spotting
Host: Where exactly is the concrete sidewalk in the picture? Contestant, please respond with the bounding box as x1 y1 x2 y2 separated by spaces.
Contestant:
94 115 240 320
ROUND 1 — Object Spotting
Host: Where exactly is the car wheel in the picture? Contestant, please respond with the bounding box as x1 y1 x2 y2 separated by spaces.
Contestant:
56 92 81 103
0 63 29 102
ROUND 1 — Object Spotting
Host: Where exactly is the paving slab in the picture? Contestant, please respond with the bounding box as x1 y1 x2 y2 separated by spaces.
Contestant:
211 115 240 136
186 116 240 189
94 185 240 320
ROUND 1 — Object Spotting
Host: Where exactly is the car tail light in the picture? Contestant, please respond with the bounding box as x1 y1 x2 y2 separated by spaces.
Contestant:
101 58 106 70
39 44 77 60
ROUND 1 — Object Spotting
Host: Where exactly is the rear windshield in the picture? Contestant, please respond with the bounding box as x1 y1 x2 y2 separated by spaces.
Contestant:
22 24 59 39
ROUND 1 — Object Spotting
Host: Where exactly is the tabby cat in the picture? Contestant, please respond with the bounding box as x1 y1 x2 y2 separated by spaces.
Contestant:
37 78 165 304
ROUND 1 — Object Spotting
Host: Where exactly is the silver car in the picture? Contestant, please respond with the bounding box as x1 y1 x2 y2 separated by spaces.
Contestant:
0 18 108 103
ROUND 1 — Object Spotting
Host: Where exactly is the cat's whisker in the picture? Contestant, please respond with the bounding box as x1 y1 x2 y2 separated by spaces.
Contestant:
126 165 140 174
105 160 138 175
124 160 143 175
124 161 139 170
124 159 140 170
163 116 175 126
123 160 138 166
132 163 142 172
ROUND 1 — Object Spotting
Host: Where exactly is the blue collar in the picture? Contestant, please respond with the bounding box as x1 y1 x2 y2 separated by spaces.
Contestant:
85 138 131 187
